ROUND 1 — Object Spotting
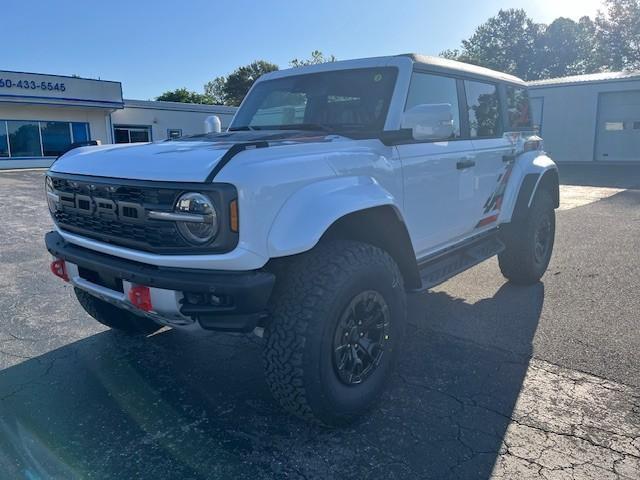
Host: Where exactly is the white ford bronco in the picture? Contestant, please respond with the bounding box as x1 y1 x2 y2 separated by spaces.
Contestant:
45 54 558 425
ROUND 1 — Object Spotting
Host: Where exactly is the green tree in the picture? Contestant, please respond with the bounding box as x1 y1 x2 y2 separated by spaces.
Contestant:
289 50 336 67
156 87 213 104
596 0 640 70
538 17 599 77
208 60 279 106
203 76 227 105
451 9 544 80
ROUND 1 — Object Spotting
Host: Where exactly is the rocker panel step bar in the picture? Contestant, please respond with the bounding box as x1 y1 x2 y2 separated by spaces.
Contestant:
417 232 505 290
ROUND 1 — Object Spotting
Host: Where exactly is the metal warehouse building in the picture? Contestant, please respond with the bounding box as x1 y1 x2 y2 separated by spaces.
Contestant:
529 71 640 163
0 70 237 170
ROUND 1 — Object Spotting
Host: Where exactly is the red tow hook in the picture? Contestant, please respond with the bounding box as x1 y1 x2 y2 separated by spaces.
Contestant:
128 285 153 312
50 259 69 282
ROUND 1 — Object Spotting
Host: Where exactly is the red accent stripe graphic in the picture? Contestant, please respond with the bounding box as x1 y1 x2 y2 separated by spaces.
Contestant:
476 214 499 228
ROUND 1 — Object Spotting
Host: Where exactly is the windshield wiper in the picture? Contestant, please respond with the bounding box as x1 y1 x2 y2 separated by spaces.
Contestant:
228 125 255 131
274 123 335 132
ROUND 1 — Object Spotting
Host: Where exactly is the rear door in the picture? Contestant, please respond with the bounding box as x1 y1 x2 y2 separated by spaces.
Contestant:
464 80 515 231
396 71 476 257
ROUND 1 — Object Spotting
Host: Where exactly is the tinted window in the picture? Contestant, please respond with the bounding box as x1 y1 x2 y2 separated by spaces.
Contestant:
41 121 72 156
72 122 89 143
506 86 532 128
464 81 502 138
8 121 41 157
405 73 460 138
231 68 398 134
0 122 8 157
114 126 151 144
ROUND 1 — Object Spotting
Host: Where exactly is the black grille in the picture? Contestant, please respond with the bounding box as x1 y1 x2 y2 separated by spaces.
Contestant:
48 173 239 254
51 176 198 252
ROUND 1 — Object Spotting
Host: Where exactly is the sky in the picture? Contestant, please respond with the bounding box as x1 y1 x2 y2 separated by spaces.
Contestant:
4 0 603 100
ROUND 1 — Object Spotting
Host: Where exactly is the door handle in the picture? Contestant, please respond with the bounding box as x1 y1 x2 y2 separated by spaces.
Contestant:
456 159 476 170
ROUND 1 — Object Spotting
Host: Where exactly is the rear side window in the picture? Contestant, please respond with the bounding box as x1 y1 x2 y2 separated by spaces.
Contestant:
405 72 461 138
464 80 502 138
506 86 532 129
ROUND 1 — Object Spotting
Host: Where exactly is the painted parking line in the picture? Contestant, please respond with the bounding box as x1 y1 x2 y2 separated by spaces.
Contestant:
490 359 640 479
559 185 625 211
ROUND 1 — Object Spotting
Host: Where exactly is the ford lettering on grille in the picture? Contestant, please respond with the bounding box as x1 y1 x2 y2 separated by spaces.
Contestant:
57 191 146 223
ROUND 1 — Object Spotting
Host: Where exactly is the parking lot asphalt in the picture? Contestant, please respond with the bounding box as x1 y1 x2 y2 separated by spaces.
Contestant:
0 166 639 479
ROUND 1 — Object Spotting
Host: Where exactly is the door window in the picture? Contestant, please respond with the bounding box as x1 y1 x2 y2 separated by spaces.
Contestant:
405 72 460 138
506 86 532 129
464 80 502 138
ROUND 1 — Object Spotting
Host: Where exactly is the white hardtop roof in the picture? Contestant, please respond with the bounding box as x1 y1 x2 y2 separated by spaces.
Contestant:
528 70 640 88
260 54 526 86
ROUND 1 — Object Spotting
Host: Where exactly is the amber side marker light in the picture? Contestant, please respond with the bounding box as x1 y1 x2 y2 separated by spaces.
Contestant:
229 199 239 232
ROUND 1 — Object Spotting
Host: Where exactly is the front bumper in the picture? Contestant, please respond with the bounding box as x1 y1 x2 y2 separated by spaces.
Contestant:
45 231 275 332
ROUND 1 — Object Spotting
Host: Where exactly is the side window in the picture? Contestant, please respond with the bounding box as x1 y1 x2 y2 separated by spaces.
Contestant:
405 72 461 138
464 80 502 138
506 86 532 129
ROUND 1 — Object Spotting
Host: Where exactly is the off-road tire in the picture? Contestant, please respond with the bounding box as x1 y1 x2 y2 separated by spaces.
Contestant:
499 188 555 285
263 240 407 426
75 288 159 335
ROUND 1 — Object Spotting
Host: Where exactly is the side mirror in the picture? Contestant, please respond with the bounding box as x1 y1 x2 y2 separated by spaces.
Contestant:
204 115 222 134
401 103 454 141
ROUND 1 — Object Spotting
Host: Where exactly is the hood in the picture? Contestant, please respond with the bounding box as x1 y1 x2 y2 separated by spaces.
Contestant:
50 130 341 182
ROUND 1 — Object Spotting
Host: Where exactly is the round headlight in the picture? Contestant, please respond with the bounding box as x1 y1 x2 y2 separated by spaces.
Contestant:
174 192 218 245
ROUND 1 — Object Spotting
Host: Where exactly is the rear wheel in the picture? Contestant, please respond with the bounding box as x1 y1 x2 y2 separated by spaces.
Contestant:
263 240 407 426
499 189 555 285
75 288 159 335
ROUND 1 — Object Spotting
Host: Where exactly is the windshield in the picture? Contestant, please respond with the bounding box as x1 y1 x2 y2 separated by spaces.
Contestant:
229 67 398 135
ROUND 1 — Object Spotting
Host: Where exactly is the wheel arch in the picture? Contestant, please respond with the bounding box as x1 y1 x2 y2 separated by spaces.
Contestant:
321 206 421 290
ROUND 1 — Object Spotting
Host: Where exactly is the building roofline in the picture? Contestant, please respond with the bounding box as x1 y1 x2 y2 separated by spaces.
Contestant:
123 99 237 113
0 69 121 85
528 70 640 88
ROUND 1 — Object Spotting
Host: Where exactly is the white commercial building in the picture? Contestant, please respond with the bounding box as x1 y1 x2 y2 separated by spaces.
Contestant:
529 71 640 163
0 70 237 170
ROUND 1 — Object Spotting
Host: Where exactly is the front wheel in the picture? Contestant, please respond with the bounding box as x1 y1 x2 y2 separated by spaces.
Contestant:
498 188 556 285
263 240 407 426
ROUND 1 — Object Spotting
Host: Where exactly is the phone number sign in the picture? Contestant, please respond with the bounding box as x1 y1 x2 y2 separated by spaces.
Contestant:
0 78 66 92
0 70 123 107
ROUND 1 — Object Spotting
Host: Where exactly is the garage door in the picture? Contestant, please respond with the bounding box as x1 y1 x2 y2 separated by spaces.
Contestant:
595 91 640 162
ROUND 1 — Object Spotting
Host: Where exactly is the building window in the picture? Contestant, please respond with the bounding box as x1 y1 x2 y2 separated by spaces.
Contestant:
605 122 624 131
464 80 502 138
0 120 90 159
8 121 41 157
0 122 8 157
405 72 461 138
114 125 152 143
167 128 182 139
72 123 89 143
41 121 72 157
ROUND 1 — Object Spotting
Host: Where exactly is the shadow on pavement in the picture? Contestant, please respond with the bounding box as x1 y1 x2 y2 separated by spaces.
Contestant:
0 282 544 479
558 163 640 189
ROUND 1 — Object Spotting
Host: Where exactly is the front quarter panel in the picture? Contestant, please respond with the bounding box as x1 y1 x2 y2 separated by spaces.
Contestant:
267 176 399 257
